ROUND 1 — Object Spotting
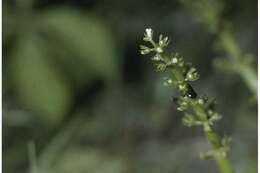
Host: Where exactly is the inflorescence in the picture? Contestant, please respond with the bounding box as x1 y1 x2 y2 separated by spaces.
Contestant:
139 28 232 160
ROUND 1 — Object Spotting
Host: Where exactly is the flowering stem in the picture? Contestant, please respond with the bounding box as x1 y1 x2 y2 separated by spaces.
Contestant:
174 68 234 173
140 28 235 173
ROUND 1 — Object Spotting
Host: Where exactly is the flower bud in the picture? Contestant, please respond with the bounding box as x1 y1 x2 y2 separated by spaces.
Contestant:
178 57 185 67
155 47 163 53
177 82 188 93
141 49 150 55
186 67 200 81
171 57 178 64
140 45 151 55
143 28 153 41
182 114 196 126
182 113 203 127
174 96 189 111
152 54 161 61
159 35 169 47
163 77 173 86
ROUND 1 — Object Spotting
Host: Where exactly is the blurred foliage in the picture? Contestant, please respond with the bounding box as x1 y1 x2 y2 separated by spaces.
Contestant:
181 0 224 33
181 0 257 98
5 2 119 124
3 0 257 173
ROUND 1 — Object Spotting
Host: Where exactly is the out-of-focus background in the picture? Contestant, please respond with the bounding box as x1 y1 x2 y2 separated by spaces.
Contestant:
3 0 257 173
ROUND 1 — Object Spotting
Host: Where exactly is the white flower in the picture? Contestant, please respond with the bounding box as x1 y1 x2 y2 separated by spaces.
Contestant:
171 57 178 64
152 55 161 61
178 83 186 91
155 47 163 53
197 98 205 105
167 79 173 84
140 45 151 55
163 37 168 42
143 28 153 41
145 28 153 38
186 67 199 81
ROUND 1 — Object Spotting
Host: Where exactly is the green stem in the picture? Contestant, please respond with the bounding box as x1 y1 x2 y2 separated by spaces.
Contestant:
28 141 38 173
219 30 240 62
172 67 235 173
193 103 234 173
205 129 234 173
220 30 257 97
237 64 257 97
141 29 236 173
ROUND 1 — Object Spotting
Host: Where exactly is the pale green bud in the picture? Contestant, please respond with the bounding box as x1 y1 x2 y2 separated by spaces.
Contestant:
155 47 163 53
174 96 190 111
140 45 151 55
152 54 161 61
171 57 178 64
182 113 203 127
143 28 153 41
186 67 200 81
197 98 205 105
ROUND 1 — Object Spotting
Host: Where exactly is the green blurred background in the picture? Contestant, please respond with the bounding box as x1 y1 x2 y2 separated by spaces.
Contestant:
3 0 257 173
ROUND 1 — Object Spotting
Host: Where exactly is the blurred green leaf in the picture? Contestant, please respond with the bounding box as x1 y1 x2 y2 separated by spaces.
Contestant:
181 0 223 33
9 34 72 124
51 148 126 173
38 7 119 86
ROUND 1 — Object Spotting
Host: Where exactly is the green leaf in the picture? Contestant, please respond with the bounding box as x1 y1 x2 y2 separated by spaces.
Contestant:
9 34 72 124
38 7 119 86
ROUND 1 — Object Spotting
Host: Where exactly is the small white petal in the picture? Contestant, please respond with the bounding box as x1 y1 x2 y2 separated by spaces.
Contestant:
156 47 163 53
145 28 153 38
152 55 160 61
171 58 178 63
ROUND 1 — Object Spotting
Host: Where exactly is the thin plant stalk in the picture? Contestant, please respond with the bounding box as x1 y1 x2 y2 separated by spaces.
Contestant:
28 141 38 173
140 28 234 173
218 30 257 97
181 0 257 98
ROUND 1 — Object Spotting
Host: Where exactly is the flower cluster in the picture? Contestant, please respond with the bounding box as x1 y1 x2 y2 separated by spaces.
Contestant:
140 28 200 95
140 28 222 129
139 28 232 162
200 135 232 159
